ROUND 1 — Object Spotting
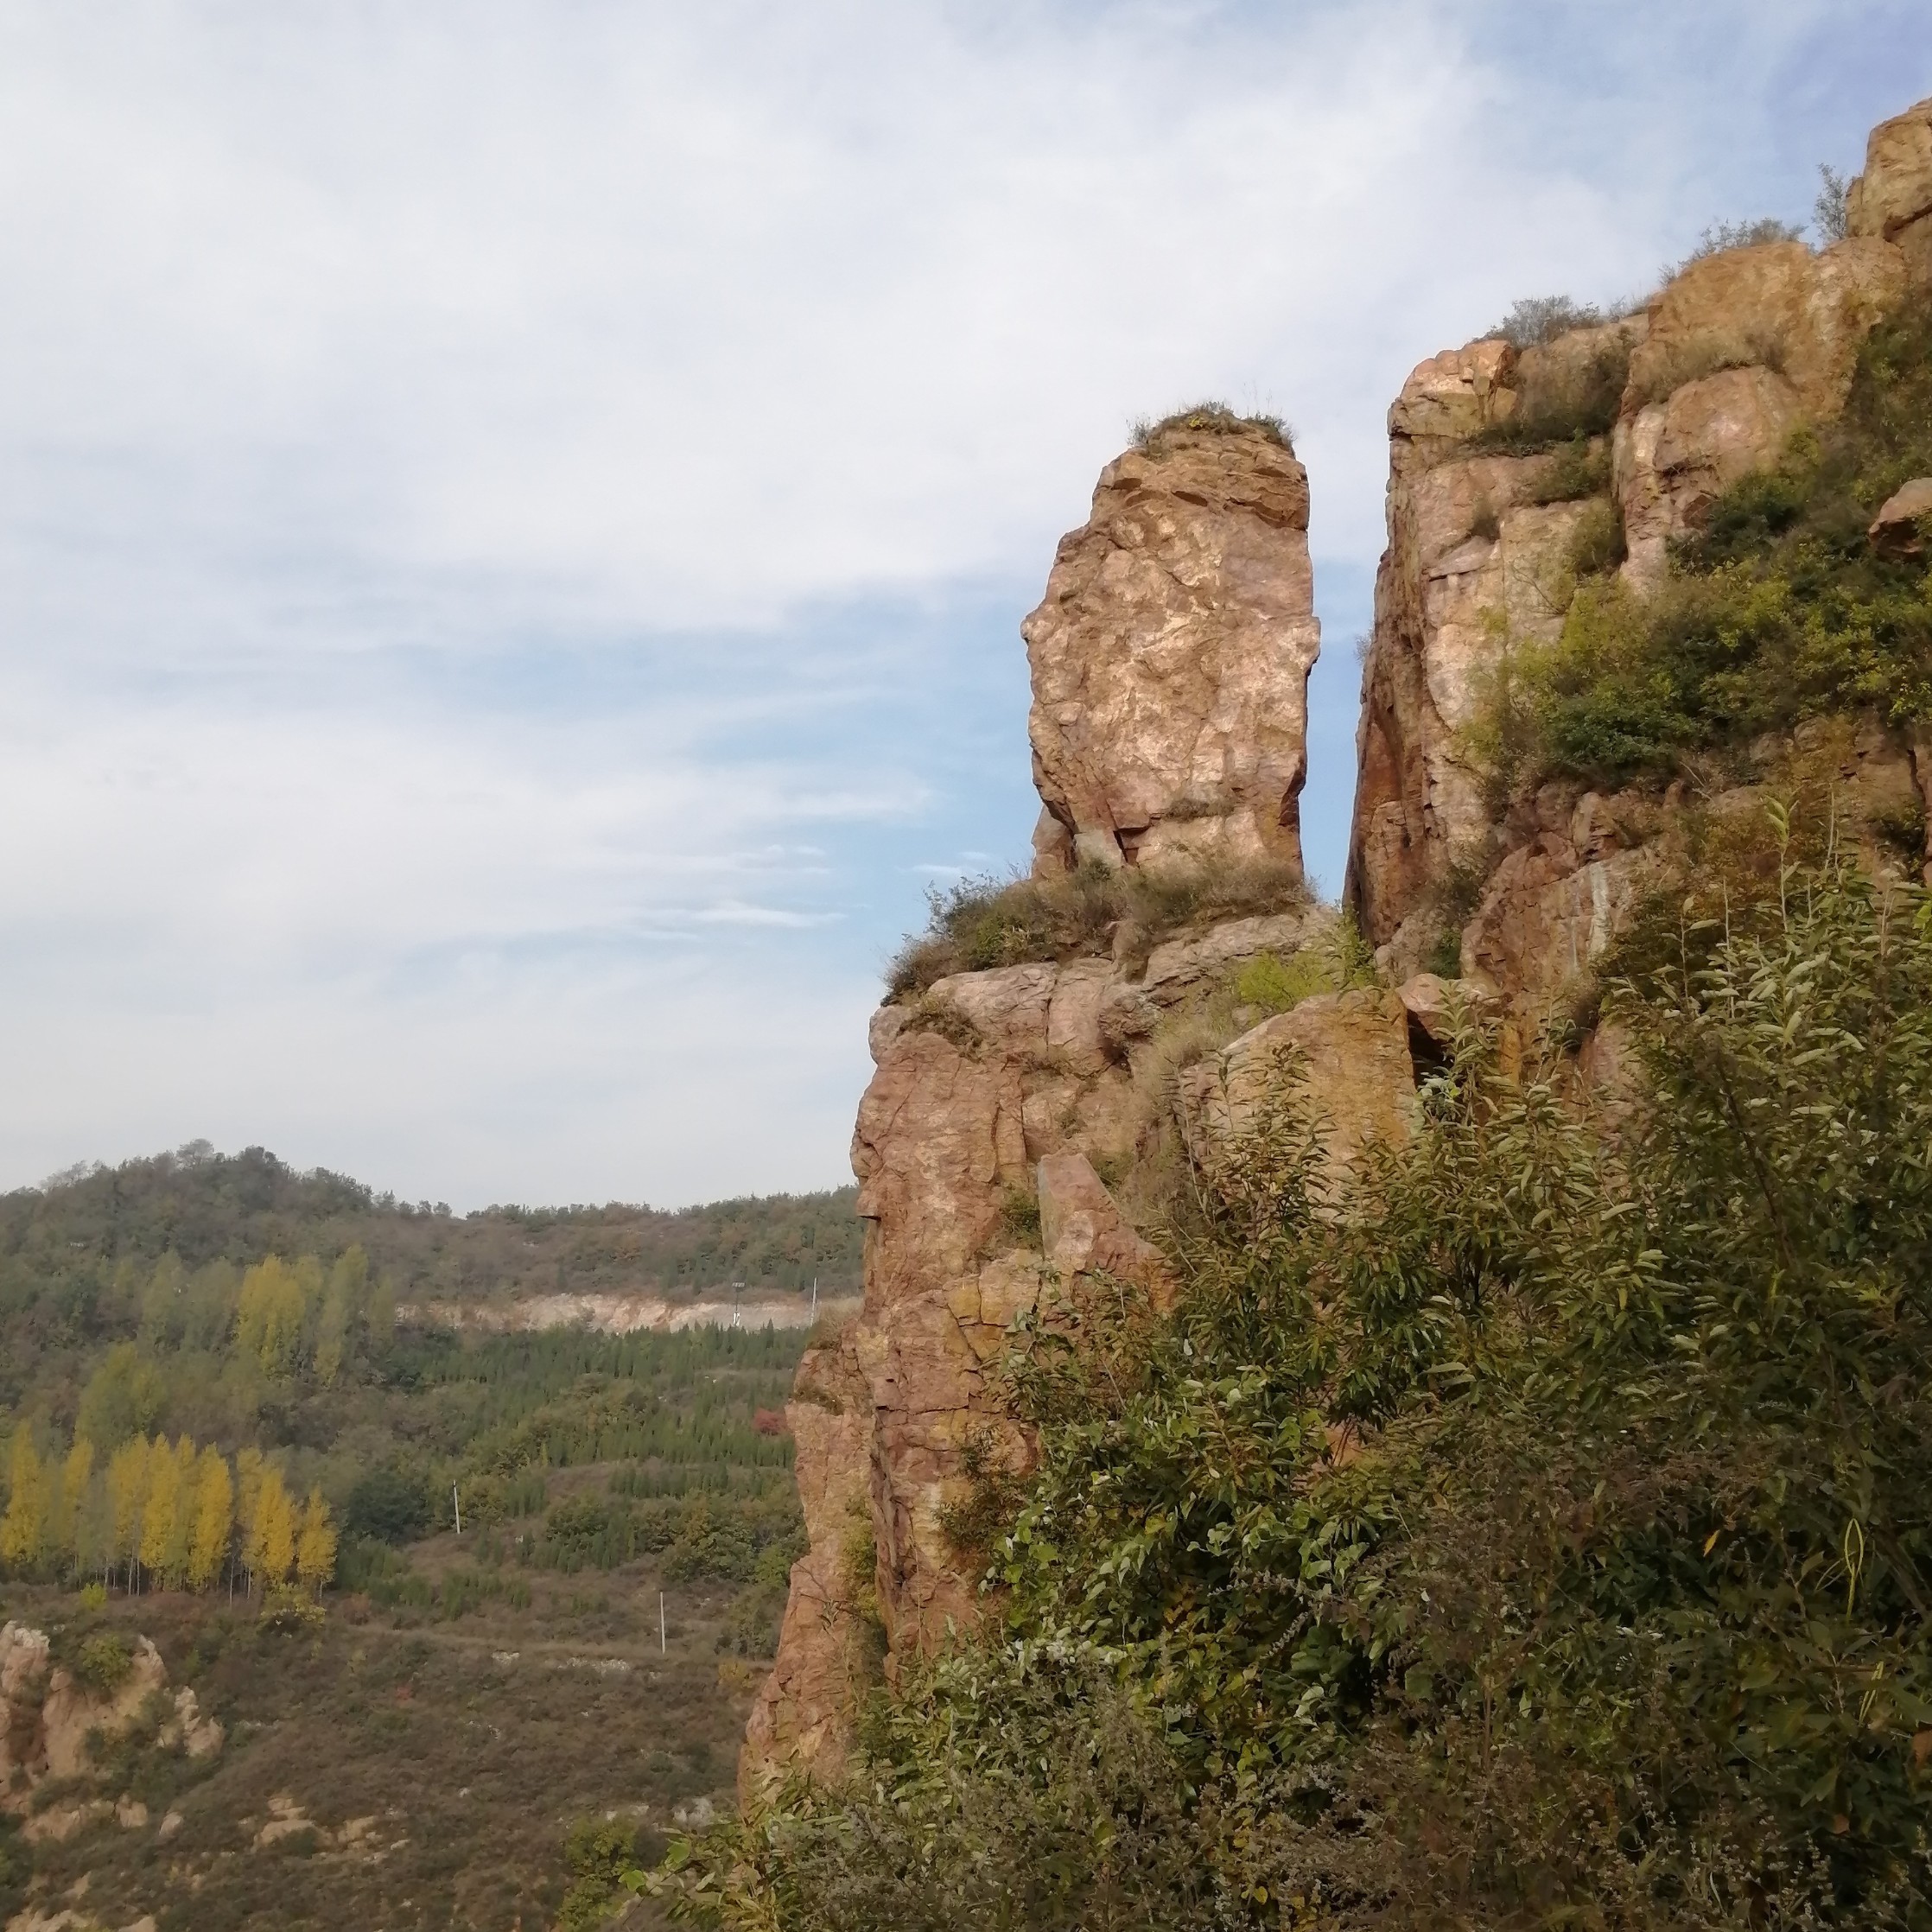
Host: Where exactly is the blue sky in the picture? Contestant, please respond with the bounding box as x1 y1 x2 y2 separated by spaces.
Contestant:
1 1 1927 1208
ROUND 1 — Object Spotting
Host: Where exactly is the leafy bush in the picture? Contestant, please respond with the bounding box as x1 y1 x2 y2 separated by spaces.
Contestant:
887 858 1307 998
344 1467 428 1545
73 1630 133 1695
1469 333 1634 454
671 855 1932 1931
1526 432 1612 505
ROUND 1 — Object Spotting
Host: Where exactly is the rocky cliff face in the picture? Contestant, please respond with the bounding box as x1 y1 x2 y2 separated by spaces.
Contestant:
1023 421 1321 878
744 93 1932 1797
1346 97 1932 976
743 422 1399 1795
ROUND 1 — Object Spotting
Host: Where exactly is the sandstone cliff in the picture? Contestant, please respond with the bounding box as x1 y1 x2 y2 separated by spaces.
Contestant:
1346 95 1932 979
744 92 1932 1798
743 420 1419 1794
0 1620 222 1851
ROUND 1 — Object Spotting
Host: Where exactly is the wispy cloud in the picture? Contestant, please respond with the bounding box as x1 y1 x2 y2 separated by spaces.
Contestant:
0 0 1922 1203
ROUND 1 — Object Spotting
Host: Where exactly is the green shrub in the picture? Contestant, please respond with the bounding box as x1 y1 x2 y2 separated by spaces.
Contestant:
1469 334 1633 454
1526 433 1612 505
73 1630 133 1695
671 857 1932 1930
1565 495 1627 577
1485 295 1603 347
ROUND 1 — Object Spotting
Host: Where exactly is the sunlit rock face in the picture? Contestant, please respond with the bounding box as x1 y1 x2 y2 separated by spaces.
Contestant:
1347 102 1928 972
1022 424 1321 879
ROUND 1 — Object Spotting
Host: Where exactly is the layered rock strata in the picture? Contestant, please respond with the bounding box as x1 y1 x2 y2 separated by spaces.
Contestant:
1347 96 1932 972
1023 423 1321 877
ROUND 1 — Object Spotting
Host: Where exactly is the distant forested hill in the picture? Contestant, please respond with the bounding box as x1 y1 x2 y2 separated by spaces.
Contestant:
0 1142 862 1306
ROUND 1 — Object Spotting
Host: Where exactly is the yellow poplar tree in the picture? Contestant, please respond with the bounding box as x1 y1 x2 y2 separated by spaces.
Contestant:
294 1488 338 1597
59 1439 95 1578
188 1446 233 1592
106 1436 150 1589
139 1435 184 1586
0 1433 48 1572
235 1258 306 1378
252 1467 296 1589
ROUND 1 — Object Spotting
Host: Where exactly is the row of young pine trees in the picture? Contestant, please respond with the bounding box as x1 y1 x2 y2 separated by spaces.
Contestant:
0 1429 337 1598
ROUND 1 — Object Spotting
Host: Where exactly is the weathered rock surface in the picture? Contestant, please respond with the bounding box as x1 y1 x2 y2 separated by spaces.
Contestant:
741 915 1318 1796
1022 427 1321 876
1847 94 1932 284
1616 238 1904 588
1177 990 1419 1204
747 92 1932 1804
1872 476 1932 555
1348 118 1920 960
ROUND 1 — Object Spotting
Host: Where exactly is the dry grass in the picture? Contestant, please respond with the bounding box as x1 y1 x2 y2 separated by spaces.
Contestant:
0 1517 767 1929
887 859 1308 1000
1128 401 1291 454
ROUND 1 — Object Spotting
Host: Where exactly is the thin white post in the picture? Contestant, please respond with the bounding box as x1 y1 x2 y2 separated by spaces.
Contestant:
810 1277 817 1321
453 1484 462 1535
660 1592 666 1655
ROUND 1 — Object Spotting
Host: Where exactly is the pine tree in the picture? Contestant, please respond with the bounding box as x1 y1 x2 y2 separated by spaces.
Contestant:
0 1432 48 1573
295 1487 338 1596
187 1445 233 1592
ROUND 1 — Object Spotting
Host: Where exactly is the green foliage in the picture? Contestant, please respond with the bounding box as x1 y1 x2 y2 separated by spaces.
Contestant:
1129 400 1291 452
1526 431 1612 505
558 1816 649 1929
887 857 1307 998
343 1466 429 1545
1816 165 1853 245
678 859 1932 1930
73 1630 133 1694
1475 295 1932 792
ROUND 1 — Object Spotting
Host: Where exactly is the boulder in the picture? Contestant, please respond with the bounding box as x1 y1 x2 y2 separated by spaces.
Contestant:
1871 476 1932 556
1021 425 1320 875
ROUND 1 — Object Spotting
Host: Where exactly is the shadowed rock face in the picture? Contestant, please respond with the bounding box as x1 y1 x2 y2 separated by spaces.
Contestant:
1022 426 1321 878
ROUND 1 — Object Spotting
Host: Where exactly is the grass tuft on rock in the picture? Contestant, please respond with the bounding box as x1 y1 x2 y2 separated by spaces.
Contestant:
886 857 1309 999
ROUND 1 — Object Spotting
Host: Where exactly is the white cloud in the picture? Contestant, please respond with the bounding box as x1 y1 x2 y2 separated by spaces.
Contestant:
0 0 1921 1203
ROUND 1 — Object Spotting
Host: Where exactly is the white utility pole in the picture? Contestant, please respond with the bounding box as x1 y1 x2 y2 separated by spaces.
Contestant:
810 1277 817 1321
453 1485 462 1535
659 1592 666 1655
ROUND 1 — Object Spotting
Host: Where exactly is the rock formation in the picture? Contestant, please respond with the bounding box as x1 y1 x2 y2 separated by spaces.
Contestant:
745 92 1932 1798
1023 419 1321 877
0 1620 222 1850
1347 97 1932 973
743 423 1412 1796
